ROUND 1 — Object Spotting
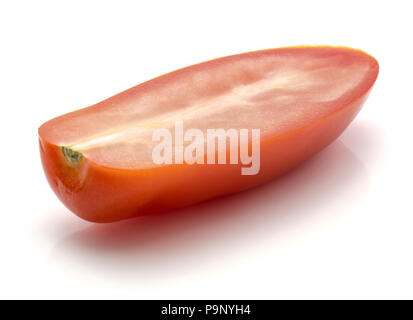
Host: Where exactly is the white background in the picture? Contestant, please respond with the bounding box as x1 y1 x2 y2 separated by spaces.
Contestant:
1 0 412 299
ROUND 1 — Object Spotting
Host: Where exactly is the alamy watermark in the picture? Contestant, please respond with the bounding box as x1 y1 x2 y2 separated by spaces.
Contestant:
152 120 260 175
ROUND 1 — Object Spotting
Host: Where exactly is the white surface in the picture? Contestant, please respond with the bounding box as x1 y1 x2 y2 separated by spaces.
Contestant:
0 0 412 299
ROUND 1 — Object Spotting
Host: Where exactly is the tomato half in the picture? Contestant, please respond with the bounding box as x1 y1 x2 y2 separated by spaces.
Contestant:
39 46 379 222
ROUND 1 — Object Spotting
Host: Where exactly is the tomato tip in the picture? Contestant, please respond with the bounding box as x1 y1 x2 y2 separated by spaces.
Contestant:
62 146 83 164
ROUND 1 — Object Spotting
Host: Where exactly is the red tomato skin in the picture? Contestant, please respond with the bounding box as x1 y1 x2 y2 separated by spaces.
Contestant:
39 92 373 222
39 46 378 222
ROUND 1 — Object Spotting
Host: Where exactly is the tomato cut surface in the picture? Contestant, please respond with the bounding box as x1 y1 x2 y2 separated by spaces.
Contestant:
39 46 379 222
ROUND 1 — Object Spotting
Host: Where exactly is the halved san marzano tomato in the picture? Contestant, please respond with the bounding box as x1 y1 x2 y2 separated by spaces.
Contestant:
39 46 379 222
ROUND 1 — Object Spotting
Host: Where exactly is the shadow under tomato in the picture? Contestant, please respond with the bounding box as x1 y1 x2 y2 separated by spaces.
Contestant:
49 121 380 279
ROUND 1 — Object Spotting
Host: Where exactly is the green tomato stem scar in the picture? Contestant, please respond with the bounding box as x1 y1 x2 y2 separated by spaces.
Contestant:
62 146 83 164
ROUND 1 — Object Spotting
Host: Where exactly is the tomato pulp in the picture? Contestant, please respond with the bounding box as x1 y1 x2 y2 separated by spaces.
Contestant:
39 46 379 222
